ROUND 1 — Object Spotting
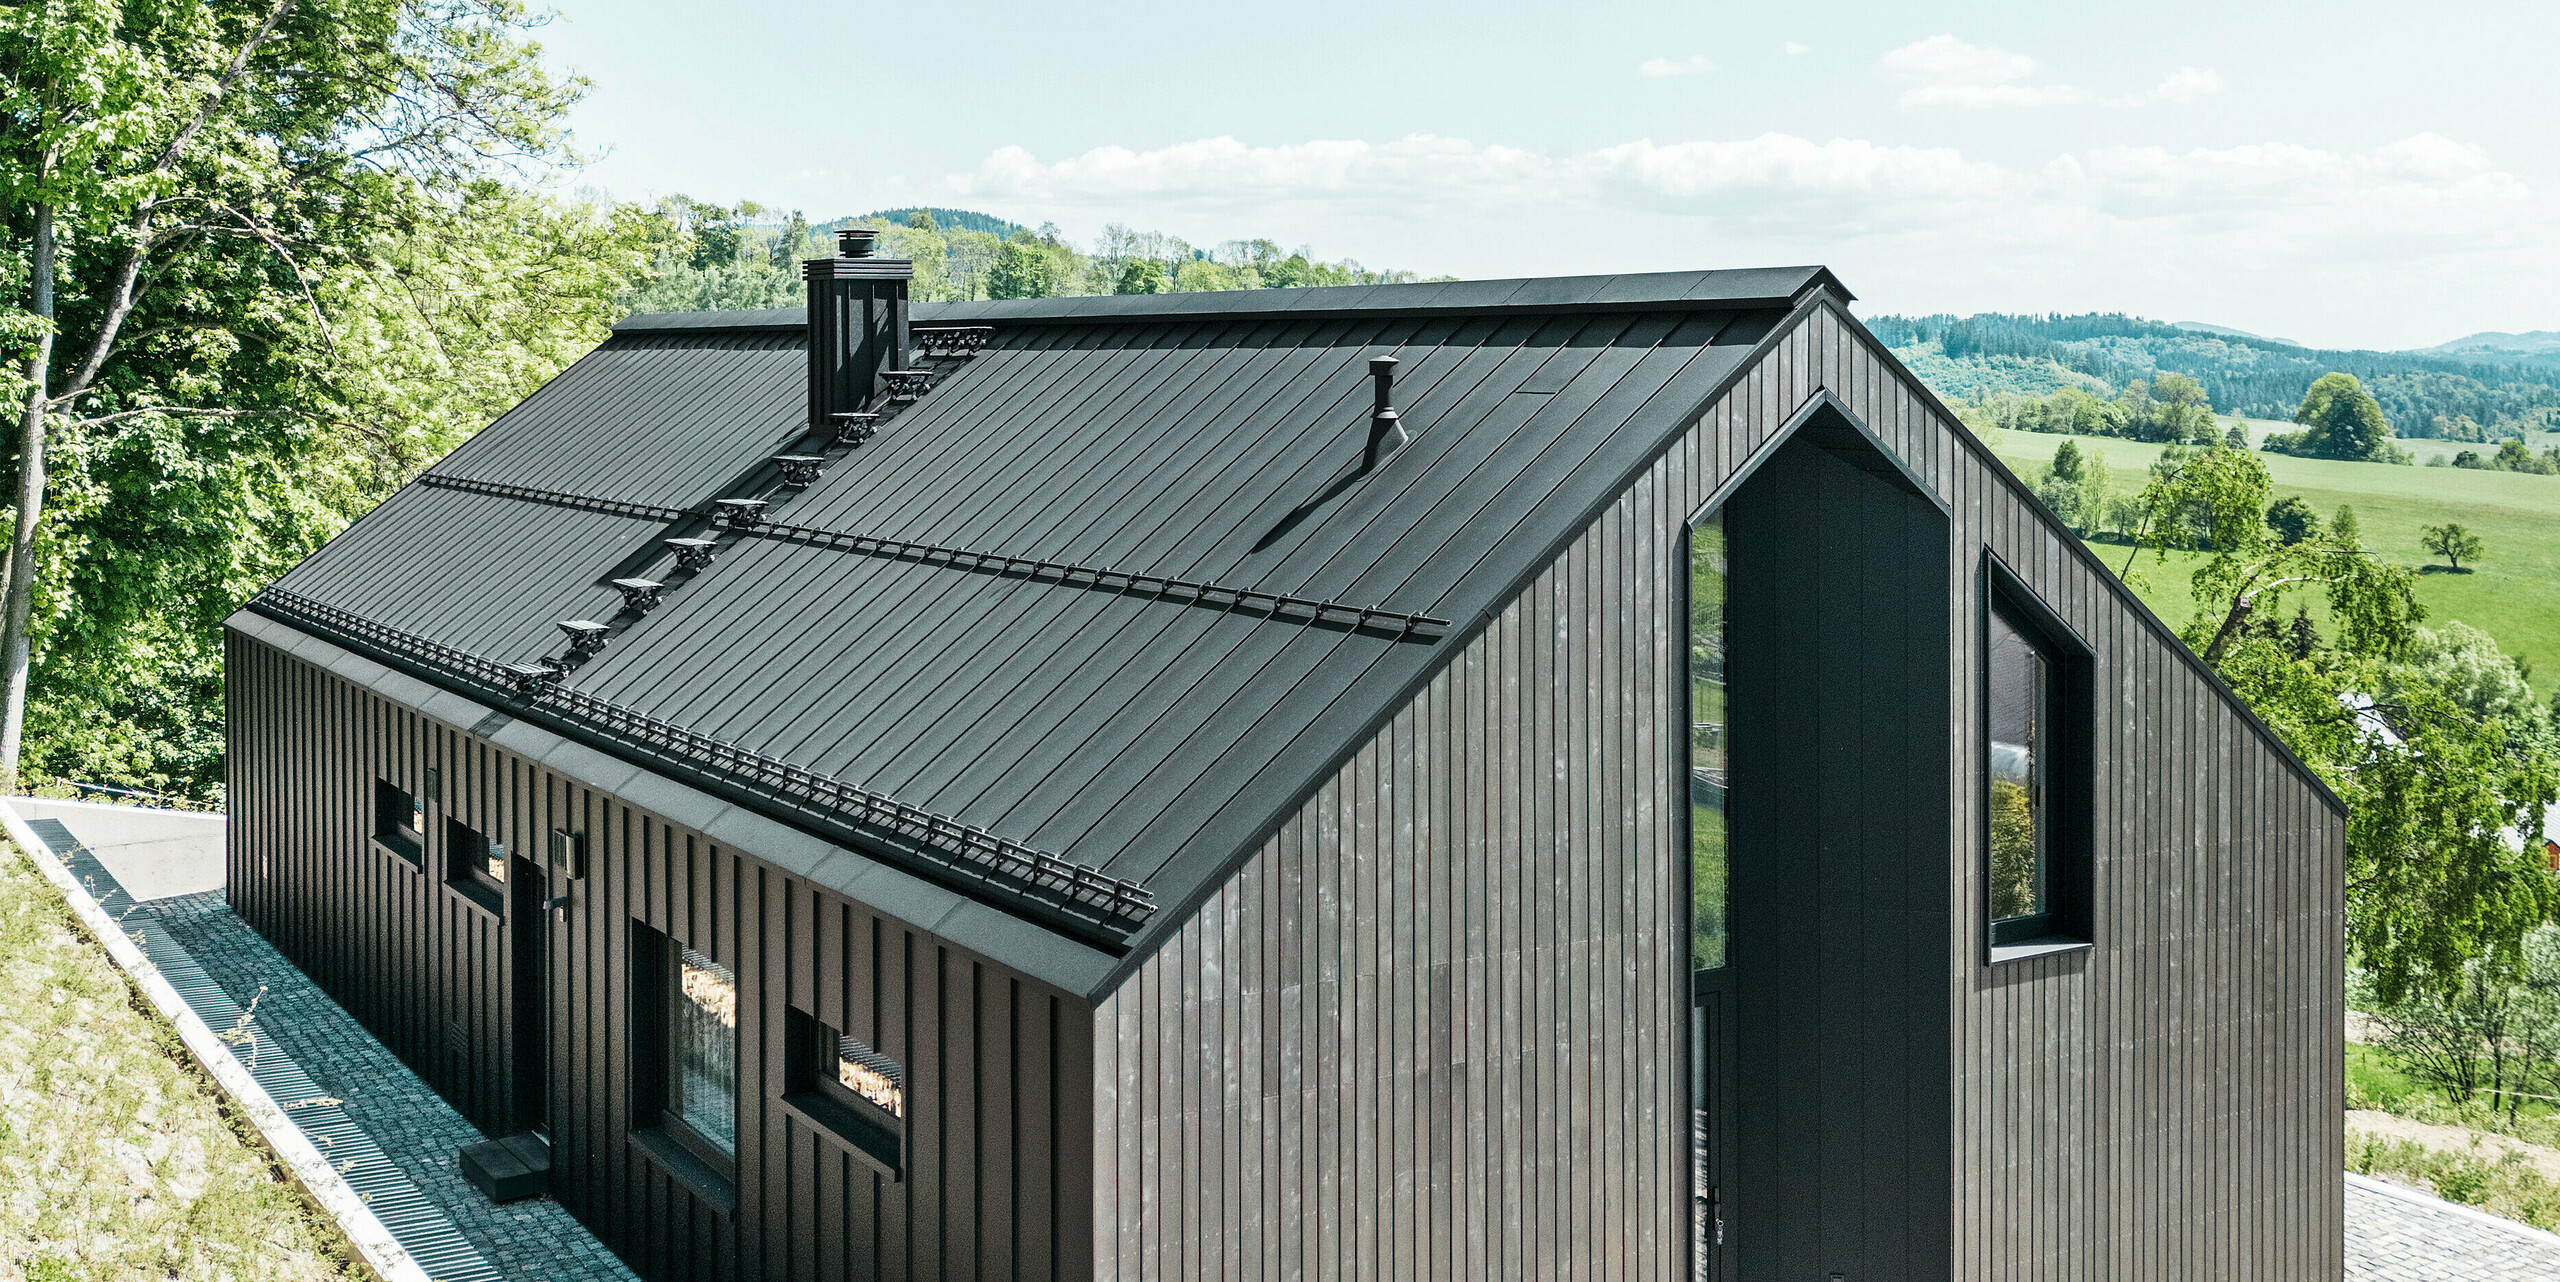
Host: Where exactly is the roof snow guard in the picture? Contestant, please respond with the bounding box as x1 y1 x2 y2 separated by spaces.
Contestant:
245 587 1159 940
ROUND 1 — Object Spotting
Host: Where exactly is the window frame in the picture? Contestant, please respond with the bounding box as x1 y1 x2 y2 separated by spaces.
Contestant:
1980 554 2097 962
373 778 423 866
442 816 506 914
631 924 741 1193
781 1006 906 1179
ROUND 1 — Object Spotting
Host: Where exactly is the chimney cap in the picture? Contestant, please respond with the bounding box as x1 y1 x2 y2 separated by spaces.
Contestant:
837 227 882 257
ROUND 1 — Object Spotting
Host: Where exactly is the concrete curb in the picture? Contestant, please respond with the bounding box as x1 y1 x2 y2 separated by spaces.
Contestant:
0 800 433 1282
2348 1169 2560 1247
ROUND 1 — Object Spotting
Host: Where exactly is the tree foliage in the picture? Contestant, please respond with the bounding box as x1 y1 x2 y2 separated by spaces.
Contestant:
2423 523 2486 572
1 0 634 797
2266 371 2397 461
2126 444 2559 1001
2351 927 2560 1118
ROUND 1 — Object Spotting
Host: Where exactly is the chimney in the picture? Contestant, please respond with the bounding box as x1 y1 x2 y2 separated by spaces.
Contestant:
805 228 914 433
1364 356 1408 470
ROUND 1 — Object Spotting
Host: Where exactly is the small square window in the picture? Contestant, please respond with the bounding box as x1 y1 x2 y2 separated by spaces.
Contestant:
784 1006 904 1178
374 779 422 864
444 817 505 912
828 1036 905 1119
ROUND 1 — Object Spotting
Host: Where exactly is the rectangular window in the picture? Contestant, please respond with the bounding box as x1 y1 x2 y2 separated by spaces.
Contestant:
1688 511 1730 974
783 1005 904 1177
374 779 422 864
632 926 740 1196
829 1036 904 1118
1984 561 2094 956
669 947 739 1159
444 817 505 912
1987 608 2051 928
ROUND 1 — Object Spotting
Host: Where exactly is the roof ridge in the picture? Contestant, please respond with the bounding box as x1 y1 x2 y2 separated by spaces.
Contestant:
611 266 1850 335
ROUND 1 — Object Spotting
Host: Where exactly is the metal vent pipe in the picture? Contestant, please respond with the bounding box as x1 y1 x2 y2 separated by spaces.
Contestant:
1364 355 1408 470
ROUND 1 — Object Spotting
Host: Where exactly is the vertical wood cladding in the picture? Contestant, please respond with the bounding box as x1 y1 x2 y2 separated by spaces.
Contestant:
224 628 1093 1282
1096 430 1689 1281
1095 301 2341 1281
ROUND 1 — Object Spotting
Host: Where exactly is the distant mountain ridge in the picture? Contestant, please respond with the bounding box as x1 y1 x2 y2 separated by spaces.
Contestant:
2173 320 2302 347
2417 330 2560 371
1866 311 2560 435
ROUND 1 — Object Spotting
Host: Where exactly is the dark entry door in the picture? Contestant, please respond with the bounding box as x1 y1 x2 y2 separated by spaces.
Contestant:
509 857 552 1137
1692 982 1730 1279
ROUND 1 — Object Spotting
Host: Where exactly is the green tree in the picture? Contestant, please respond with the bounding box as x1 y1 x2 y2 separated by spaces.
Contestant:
2 0 589 790
2126 450 2556 1001
2423 523 2486 572
2225 421 2250 450
2265 495 2322 546
2492 437 2556 474
2032 438 2113 536
1114 257 1167 295
985 233 1055 300
2293 371 2394 461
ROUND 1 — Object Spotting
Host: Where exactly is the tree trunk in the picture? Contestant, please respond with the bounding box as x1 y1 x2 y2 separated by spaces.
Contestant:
1 202 56 783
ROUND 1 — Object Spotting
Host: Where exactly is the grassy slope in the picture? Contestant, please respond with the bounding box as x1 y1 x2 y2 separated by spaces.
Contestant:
0 845 353 1281
1986 429 2560 696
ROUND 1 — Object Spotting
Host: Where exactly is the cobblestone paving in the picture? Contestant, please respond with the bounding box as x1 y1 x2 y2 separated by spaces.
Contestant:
143 892 640 1282
2348 1171 2560 1280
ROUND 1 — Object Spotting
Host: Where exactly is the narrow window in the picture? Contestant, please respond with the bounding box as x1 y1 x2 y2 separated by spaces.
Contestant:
1987 608 2051 929
668 946 739 1160
1688 510 1730 972
1983 565 2092 955
373 779 422 864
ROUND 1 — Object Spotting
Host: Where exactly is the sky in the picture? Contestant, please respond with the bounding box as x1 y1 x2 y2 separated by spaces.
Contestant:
531 0 2559 351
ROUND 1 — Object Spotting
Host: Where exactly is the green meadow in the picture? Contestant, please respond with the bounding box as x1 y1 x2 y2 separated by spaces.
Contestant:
1987 430 2560 698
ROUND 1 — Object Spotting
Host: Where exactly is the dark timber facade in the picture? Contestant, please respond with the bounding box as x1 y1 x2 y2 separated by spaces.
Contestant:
227 242 2344 1281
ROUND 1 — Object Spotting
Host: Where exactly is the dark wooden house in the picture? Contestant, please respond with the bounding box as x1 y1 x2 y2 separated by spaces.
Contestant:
226 231 2344 1281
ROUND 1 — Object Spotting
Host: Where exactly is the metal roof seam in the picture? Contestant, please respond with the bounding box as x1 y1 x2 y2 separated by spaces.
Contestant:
412 473 1453 638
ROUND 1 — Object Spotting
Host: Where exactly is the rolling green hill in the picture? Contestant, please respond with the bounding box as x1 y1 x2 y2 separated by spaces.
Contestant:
1873 312 2560 435
1986 429 2560 697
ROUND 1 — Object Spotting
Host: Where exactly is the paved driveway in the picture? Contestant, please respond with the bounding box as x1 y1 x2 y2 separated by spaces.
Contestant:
12 795 224 900
2348 1171 2560 1280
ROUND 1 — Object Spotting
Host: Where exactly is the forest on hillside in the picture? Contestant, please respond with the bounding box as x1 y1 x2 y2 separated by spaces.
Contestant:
619 200 1437 316
1870 312 2560 438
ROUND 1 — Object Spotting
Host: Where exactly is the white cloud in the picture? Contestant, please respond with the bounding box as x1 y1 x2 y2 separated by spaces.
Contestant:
952 131 2534 260
945 130 2547 350
954 136 1560 211
2148 66 2224 103
1783 41 1812 56
1638 54 1716 78
1879 34 2089 108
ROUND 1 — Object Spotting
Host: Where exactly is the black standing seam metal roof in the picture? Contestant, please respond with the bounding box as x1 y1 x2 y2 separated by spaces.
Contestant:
247 266 1849 972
